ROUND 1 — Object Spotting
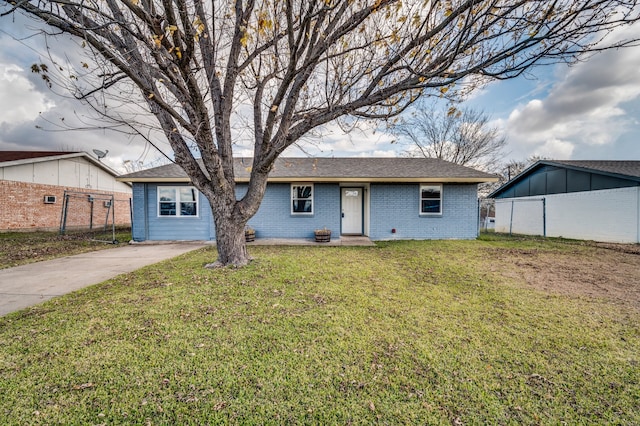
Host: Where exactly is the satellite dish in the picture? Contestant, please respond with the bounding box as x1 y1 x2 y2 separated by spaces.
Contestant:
93 149 109 161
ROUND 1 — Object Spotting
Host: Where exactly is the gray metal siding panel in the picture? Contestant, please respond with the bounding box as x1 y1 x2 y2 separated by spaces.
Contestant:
567 170 591 192
529 172 546 196
496 166 639 199
546 169 567 194
514 179 530 197
591 174 636 191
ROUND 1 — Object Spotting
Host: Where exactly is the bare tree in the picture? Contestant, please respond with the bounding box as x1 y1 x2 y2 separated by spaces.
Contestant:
481 155 546 208
2 0 639 266
394 103 506 171
500 156 547 182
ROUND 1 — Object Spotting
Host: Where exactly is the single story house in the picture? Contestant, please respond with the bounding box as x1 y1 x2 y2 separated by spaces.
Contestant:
489 160 640 243
118 157 497 242
0 151 132 232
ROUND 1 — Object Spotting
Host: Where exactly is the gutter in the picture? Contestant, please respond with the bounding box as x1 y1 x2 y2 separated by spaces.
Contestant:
117 176 499 184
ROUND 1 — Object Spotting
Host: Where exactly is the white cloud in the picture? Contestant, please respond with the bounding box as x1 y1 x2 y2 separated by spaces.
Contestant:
0 63 55 125
534 139 575 159
283 120 400 157
357 150 397 158
500 23 640 160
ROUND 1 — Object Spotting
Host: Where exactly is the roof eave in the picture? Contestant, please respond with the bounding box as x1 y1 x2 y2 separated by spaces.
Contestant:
2 151 125 180
550 161 640 182
0 152 86 168
118 176 498 183
252 177 498 183
117 177 193 183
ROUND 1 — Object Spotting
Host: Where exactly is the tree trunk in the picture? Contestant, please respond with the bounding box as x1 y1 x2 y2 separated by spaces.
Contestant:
206 210 250 268
197 159 269 268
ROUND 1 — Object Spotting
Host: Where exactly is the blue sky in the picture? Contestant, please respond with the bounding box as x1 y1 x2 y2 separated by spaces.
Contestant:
1 14 639 173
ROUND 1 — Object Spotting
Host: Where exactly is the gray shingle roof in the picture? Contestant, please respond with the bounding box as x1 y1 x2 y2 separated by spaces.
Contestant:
118 157 498 183
548 160 640 179
0 151 80 163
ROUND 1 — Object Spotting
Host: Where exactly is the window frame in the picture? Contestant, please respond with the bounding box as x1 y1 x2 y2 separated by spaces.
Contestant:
291 183 314 215
419 184 443 216
157 186 199 218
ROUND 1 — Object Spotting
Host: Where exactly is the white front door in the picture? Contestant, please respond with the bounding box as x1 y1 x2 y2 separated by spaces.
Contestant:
341 187 363 235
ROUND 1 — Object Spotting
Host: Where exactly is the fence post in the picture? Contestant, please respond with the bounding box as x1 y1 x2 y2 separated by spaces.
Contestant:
542 198 546 237
509 200 514 236
59 191 69 235
88 195 94 230
637 187 640 244
477 198 481 235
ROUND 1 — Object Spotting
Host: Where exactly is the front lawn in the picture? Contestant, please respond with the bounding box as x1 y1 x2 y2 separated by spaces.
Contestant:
0 240 638 424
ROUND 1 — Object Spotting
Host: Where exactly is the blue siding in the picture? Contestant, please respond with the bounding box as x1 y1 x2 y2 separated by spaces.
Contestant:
131 182 478 241
131 183 147 242
139 184 213 241
369 183 478 240
244 183 341 239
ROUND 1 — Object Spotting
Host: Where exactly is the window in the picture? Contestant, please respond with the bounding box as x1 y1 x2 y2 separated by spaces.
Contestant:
420 184 442 215
158 186 198 217
291 184 313 214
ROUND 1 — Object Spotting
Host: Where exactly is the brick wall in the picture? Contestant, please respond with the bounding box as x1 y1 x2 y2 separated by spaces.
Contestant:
369 183 479 240
130 181 480 241
0 180 131 231
245 183 341 239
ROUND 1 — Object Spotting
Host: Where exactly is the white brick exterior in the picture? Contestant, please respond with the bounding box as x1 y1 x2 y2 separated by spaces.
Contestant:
495 187 640 243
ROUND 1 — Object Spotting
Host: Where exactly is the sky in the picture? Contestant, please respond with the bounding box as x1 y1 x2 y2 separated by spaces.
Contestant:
1 13 640 173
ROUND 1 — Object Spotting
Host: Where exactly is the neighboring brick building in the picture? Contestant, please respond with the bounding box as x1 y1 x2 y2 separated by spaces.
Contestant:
0 151 132 232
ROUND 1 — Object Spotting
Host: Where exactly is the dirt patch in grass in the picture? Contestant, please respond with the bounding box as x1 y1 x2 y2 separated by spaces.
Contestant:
485 244 640 310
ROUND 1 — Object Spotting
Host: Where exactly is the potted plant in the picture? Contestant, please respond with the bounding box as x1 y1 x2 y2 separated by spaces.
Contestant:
314 227 331 243
245 227 256 242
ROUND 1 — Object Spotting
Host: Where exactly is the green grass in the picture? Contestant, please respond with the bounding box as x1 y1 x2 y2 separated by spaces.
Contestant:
1 240 638 424
0 229 132 269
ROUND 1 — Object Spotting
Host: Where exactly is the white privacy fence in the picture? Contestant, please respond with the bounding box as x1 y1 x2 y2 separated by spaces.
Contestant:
494 187 640 243
495 198 546 236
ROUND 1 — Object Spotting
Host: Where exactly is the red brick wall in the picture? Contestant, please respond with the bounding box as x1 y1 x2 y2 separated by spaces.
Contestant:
0 180 131 231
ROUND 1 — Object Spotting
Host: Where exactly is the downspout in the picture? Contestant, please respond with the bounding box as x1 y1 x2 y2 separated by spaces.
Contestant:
477 198 480 236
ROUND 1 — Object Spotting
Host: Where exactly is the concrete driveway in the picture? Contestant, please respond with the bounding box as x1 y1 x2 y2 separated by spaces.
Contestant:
0 243 205 317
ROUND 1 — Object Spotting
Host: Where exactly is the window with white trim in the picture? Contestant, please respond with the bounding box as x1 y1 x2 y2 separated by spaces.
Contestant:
291 184 313 214
420 184 442 215
158 186 198 217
